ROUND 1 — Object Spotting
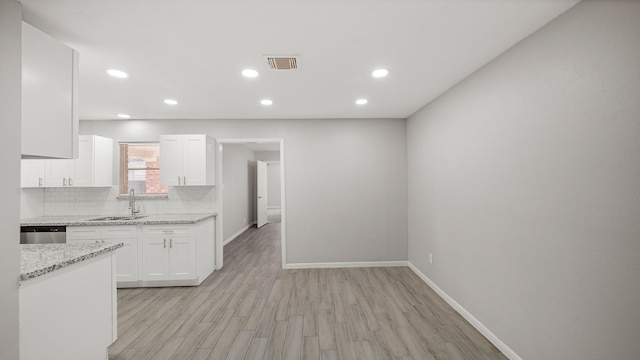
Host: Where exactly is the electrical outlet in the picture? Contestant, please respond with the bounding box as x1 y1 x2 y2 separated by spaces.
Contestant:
428 253 433 265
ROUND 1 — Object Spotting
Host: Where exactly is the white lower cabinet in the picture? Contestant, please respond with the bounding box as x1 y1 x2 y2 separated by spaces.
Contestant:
142 225 197 281
141 236 170 281
141 218 215 286
20 252 117 360
142 235 196 281
67 225 138 285
169 236 197 280
66 217 215 287
102 226 138 283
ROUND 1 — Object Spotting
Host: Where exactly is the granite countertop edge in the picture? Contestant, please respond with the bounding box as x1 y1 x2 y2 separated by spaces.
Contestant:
21 242 124 281
20 213 217 227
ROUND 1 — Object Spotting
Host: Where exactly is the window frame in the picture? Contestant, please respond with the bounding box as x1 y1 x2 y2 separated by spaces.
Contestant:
118 142 168 195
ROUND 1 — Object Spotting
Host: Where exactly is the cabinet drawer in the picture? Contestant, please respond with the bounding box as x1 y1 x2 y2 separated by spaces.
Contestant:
67 239 101 244
143 225 194 237
67 226 101 240
102 226 137 239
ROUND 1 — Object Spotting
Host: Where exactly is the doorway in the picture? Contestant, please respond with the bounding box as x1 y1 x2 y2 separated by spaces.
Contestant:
215 138 286 270
256 159 282 227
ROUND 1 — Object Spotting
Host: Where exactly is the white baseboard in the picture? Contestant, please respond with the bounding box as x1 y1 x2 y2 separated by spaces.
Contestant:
285 261 408 269
223 222 256 246
407 262 522 360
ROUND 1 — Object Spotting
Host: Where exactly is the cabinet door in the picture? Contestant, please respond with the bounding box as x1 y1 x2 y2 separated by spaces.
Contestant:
114 238 138 283
70 135 113 188
73 135 94 187
21 22 78 159
159 135 183 186
142 237 170 281
168 236 197 280
182 135 206 185
102 226 138 283
92 136 113 187
46 159 74 187
21 159 46 188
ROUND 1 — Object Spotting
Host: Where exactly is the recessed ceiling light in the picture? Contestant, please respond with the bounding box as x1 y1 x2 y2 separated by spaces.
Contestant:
372 68 389 78
117 114 130 119
163 99 178 105
242 69 259 78
106 69 129 78
260 99 273 106
356 99 368 105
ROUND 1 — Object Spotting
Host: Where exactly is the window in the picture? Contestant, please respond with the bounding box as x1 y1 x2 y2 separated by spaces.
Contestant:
119 143 168 195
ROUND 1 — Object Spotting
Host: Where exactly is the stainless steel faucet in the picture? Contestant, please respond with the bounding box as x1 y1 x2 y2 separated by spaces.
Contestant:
128 189 140 216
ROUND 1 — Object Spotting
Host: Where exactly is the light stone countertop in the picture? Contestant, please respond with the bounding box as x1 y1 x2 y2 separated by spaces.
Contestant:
20 213 216 227
21 242 124 281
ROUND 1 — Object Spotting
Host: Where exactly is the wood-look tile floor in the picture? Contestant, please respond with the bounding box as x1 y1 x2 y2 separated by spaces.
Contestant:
109 223 507 360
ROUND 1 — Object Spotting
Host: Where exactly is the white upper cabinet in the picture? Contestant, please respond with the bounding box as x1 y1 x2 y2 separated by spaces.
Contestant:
158 135 183 186
73 135 113 187
20 159 46 188
159 134 215 186
22 135 113 188
45 159 74 187
21 22 79 159
182 135 210 185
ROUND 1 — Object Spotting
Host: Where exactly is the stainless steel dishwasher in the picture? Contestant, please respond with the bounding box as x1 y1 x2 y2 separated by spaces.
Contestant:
20 226 66 244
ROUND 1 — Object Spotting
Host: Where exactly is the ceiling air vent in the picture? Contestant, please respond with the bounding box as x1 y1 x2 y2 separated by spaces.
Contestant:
266 56 298 70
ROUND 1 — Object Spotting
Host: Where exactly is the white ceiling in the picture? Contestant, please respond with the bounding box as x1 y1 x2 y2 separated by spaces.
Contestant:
20 0 580 121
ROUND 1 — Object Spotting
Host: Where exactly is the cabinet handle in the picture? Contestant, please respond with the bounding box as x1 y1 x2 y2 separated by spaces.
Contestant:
38 178 43 187
63 178 67 187
170 239 173 248
163 238 167 248
183 176 186 185
178 176 181 185
69 178 73 186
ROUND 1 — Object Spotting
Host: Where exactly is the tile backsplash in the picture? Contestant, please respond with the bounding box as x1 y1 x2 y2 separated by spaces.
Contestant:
23 186 216 217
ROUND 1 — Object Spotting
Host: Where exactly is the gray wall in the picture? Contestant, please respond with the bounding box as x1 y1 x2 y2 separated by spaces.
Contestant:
407 1 640 359
222 144 256 242
267 162 281 208
0 0 22 359
254 151 280 162
82 118 408 264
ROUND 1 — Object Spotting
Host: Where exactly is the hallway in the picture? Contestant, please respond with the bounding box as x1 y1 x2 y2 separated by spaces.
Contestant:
109 223 505 359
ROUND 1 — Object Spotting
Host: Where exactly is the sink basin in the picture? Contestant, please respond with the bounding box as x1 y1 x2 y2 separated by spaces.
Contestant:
88 215 147 221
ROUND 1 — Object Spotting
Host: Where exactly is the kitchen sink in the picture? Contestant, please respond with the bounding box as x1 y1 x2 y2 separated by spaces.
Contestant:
88 215 147 221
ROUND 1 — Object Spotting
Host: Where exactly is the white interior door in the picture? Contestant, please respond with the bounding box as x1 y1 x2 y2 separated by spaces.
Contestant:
257 160 268 228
